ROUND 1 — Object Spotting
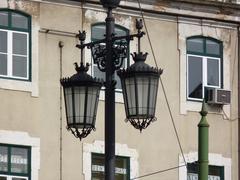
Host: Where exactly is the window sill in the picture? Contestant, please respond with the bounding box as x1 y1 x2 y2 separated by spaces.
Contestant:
181 100 230 119
0 78 38 97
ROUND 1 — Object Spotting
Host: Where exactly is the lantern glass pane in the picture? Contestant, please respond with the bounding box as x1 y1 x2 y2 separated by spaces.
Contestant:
125 77 136 116
149 77 159 116
136 76 149 116
86 86 98 126
64 87 73 125
74 86 86 127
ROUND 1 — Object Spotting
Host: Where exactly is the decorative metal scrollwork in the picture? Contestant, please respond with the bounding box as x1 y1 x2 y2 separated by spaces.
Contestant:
90 40 128 72
112 40 128 70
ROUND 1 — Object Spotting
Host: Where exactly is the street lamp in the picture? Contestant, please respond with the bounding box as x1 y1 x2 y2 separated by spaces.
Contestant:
60 0 162 179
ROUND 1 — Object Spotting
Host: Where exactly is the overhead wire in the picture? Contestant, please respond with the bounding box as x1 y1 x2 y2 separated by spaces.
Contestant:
135 0 187 178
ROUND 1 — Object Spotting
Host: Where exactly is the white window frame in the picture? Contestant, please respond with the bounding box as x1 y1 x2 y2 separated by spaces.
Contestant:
0 131 40 180
187 54 221 101
179 152 231 180
83 140 139 180
0 29 29 80
0 174 28 180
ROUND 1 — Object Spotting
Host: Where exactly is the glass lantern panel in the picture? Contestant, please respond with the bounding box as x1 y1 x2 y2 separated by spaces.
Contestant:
88 87 100 126
149 77 159 116
125 77 136 116
86 87 95 126
0 146 8 172
136 76 149 116
74 86 86 127
64 87 73 125
92 87 100 126
11 147 28 174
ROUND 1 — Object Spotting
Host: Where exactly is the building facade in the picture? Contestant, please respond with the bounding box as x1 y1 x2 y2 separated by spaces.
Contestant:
0 0 239 180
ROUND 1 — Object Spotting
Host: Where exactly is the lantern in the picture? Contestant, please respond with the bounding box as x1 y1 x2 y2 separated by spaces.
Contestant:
117 52 163 131
61 63 103 140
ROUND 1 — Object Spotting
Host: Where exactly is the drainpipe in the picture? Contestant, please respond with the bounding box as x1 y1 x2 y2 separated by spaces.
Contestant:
198 100 209 180
238 25 240 180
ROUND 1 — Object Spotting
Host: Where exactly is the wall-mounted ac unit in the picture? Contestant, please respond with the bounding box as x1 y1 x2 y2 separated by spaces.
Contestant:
207 88 231 105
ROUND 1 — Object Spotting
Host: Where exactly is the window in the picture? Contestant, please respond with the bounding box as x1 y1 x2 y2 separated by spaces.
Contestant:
187 163 224 180
187 37 222 101
91 153 130 180
91 23 129 91
0 10 31 81
0 144 31 180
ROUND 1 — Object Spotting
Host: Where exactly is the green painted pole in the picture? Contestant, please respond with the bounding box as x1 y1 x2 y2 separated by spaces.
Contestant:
198 100 209 180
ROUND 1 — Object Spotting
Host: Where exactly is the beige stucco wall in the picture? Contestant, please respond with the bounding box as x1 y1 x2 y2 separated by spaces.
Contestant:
0 0 238 180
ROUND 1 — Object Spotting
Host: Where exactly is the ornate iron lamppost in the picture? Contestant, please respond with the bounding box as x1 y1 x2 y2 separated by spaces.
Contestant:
61 0 162 179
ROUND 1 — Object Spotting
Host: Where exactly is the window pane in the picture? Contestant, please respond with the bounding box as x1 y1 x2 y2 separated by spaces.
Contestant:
0 146 8 172
187 163 223 180
12 178 27 180
92 154 129 180
93 65 105 81
187 38 204 53
0 31 7 53
207 58 220 87
92 24 128 90
0 176 7 180
12 13 28 29
0 54 7 75
188 56 203 99
11 147 28 174
12 56 27 78
0 12 8 26
13 33 27 55
206 39 220 55
92 25 105 41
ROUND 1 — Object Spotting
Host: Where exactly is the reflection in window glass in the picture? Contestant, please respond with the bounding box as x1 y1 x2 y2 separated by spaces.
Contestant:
13 33 27 55
0 12 8 26
91 24 129 90
187 163 224 180
92 153 129 180
186 37 222 100
187 38 204 53
0 146 8 172
0 54 8 75
12 13 28 29
12 178 27 180
188 56 203 99
0 10 30 80
206 39 220 55
207 58 220 86
12 56 27 78
11 147 28 174
0 31 7 53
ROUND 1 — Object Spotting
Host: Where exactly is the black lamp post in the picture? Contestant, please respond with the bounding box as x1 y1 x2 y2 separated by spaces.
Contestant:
60 1 162 179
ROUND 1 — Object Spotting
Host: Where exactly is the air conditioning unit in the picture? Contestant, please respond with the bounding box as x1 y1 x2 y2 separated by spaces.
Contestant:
207 88 231 105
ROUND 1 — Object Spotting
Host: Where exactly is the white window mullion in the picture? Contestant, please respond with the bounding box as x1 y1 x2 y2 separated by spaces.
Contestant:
218 58 221 88
202 57 207 99
8 31 13 77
